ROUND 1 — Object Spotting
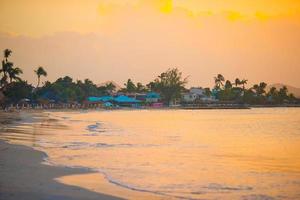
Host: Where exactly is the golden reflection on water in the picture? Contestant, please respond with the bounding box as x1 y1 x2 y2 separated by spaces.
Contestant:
1 108 300 199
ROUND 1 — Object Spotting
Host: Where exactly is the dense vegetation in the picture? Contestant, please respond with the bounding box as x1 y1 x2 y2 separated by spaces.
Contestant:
0 49 298 108
210 74 297 104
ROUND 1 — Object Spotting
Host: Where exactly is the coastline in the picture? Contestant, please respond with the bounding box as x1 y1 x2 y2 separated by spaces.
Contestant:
0 111 124 200
0 141 124 200
0 111 164 200
1 108 300 199
2 102 300 113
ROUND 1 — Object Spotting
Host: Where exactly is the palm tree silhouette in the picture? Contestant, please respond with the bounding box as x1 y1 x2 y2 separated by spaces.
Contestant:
214 74 225 89
235 78 241 87
8 67 23 83
34 66 47 88
1 49 15 88
240 79 248 91
4 49 12 62
253 82 267 96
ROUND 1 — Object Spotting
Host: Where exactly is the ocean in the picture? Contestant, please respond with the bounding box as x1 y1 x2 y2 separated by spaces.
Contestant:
1 108 300 199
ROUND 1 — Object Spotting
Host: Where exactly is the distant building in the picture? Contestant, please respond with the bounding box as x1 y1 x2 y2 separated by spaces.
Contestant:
87 96 114 103
183 87 205 102
120 92 161 104
113 95 141 107
183 87 216 103
183 92 198 102
190 88 205 96
87 92 160 108
145 92 160 103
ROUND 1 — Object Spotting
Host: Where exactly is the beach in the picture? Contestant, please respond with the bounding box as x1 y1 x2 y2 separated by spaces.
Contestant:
0 111 164 200
0 141 124 200
0 111 124 200
1 109 300 200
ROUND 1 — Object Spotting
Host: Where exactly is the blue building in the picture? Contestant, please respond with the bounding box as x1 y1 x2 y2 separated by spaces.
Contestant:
145 92 160 103
87 96 114 103
113 95 141 107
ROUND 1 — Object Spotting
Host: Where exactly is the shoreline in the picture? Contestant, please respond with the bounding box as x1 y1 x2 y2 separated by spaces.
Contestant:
0 111 164 200
1 109 300 199
0 140 124 200
0 111 124 200
1 103 300 112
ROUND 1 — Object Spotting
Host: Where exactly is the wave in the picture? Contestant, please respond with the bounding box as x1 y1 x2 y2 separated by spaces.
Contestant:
61 142 134 150
203 183 253 191
94 168 203 200
86 122 102 132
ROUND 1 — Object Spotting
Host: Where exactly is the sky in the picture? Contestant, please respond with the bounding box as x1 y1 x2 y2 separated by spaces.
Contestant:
0 0 300 88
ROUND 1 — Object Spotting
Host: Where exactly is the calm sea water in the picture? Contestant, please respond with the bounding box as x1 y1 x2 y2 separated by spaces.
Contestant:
1 108 300 199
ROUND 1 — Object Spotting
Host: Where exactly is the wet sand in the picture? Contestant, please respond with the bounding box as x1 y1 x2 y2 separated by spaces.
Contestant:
0 111 123 200
0 111 164 200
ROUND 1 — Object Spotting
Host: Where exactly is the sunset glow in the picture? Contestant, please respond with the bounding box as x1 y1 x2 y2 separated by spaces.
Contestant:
0 0 299 87
1 2 300 199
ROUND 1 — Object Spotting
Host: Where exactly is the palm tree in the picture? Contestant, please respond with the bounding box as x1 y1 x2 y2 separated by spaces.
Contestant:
240 79 248 90
124 79 136 93
259 82 267 95
234 78 241 87
34 66 47 87
267 87 278 102
4 49 12 62
224 80 232 89
7 67 23 83
268 87 277 96
253 82 267 96
105 82 116 94
1 49 13 88
278 86 288 99
252 84 259 94
1 61 13 77
214 74 225 89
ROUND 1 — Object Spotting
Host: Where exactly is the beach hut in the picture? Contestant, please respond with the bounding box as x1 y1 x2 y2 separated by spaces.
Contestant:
87 96 114 102
85 97 104 108
145 92 160 103
103 102 113 108
87 97 102 102
113 95 141 107
99 96 114 102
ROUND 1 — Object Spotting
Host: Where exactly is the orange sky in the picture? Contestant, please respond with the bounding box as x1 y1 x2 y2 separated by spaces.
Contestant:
0 0 300 87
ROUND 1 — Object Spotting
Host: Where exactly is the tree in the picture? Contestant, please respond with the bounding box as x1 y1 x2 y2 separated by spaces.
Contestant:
204 88 211 97
288 93 296 102
1 49 23 89
3 81 33 104
1 49 13 88
253 82 267 96
147 81 159 92
266 87 278 103
268 86 277 96
105 82 116 94
240 79 248 91
251 82 268 104
7 67 23 83
151 68 188 105
136 82 147 93
234 78 241 87
224 80 232 89
4 49 12 61
124 79 136 93
278 86 288 102
34 66 47 87
214 74 225 89
1 61 11 86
